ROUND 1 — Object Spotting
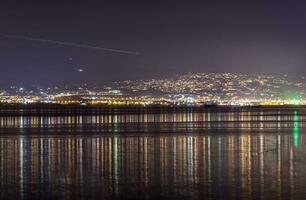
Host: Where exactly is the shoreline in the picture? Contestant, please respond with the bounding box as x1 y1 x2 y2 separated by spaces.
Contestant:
0 104 303 116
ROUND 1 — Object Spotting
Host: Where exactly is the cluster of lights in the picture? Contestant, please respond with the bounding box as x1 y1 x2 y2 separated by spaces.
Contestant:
1 73 306 106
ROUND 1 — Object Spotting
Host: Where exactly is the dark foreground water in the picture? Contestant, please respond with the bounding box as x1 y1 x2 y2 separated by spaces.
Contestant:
0 107 306 199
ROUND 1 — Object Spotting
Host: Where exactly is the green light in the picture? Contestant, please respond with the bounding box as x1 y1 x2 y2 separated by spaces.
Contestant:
294 111 298 121
292 99 301 105
293 111 299 148
283 89 302 105
113 137 119 196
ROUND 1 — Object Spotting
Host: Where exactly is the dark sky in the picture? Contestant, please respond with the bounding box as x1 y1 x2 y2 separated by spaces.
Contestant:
1 1 306 86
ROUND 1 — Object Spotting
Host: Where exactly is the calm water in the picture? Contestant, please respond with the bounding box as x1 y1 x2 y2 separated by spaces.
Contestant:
0 108 305 199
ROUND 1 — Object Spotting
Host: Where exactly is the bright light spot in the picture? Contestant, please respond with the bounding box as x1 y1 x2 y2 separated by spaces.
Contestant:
294 111 299 148
291 97 301 105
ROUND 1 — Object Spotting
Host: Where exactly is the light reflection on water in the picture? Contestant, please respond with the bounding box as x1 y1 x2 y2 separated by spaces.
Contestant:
0 110 305 199
0 110 305 128
0 110 305 134
0 133 305 199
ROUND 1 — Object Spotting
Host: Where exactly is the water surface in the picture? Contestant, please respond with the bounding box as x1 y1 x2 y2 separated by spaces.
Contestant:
0 108 305 199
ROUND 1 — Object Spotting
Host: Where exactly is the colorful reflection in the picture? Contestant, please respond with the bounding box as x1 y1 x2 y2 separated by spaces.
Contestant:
0 110 305 134
293 111 299 148
0 109 305 129
0 133 305 199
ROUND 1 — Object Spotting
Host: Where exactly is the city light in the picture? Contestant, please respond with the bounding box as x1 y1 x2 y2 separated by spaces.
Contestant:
1 73 306 106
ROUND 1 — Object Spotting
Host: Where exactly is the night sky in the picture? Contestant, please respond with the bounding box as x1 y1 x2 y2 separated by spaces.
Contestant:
1 1 306 86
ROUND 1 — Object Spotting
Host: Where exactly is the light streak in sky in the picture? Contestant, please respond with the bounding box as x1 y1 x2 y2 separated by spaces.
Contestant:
4 35 140 55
